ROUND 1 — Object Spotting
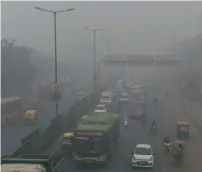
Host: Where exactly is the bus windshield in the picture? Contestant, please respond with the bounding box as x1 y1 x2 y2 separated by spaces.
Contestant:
73 133 107 153
90 137 107 152
73 136 91 152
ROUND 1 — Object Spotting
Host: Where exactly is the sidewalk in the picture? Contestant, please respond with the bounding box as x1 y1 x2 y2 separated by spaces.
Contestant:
157 91 202 172
180 98 202 134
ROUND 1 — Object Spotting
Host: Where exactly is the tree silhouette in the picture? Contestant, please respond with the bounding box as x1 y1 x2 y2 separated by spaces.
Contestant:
1 38 37 97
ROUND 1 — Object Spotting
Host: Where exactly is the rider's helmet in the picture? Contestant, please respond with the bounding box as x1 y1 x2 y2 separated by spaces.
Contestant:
164 136 170 143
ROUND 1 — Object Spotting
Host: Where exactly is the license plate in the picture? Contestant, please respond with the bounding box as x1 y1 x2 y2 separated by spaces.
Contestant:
139 162 146 165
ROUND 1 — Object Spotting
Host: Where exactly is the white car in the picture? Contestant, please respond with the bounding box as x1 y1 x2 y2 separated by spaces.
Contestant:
94 104 107 113
120 92 129 103
75 93 85 101
132 144 155 169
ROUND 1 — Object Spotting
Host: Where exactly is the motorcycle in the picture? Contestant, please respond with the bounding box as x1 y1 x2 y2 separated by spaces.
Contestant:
164 142 171 153
151 124 157 134
124 120 128 128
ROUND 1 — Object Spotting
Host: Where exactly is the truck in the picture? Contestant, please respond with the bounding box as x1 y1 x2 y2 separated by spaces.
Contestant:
1 154 63 172
72 112 120 164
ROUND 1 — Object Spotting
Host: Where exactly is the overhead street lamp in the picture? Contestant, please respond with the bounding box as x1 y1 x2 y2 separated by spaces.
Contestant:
84 27 106 94
35 6 74 116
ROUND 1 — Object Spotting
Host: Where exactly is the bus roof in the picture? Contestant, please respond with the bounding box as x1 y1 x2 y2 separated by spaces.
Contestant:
87 112 118 125
1 97 22 105
76 123 110 132
75 112 118 132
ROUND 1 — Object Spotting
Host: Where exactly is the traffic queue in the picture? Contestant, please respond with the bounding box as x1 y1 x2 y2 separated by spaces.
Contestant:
1 79 191 171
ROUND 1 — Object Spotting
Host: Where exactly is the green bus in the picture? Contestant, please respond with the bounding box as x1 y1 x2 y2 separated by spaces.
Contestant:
72 112 120 164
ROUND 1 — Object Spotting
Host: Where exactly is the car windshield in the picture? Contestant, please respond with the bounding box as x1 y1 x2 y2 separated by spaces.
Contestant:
95 106 105 111
135 147 152 155
76 93 83 97
101 95 109 100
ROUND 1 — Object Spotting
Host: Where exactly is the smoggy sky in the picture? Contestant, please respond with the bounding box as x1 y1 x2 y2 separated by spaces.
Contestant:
2 1 202 62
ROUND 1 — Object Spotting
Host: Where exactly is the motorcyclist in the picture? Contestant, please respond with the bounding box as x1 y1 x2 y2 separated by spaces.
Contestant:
124 112 128 119
151 119 157 132
164 136 171 144
124 112 128 127
164 136 171 152
151 119 156 127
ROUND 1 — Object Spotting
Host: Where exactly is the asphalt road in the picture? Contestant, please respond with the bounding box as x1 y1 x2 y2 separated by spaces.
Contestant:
48 88 165 172
1 96 74 155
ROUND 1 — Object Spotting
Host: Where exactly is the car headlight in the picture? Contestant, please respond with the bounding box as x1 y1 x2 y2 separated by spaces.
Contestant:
132 156 136 161
149 157 153 161
98 154 107 160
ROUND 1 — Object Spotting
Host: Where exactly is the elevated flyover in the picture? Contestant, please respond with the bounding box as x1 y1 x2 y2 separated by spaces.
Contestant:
102 55 186 66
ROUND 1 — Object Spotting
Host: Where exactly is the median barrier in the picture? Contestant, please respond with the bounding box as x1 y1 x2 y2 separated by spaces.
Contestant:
21 129 39 145
12 141 31 157
10 91 103 156
51 115 63 126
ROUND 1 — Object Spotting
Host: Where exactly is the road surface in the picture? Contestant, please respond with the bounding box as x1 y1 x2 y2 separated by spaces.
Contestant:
1 95 74 155
157 89 202 172
47 87 166 172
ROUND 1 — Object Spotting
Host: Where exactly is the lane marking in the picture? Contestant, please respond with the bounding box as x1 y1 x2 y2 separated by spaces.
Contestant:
162 160 167 172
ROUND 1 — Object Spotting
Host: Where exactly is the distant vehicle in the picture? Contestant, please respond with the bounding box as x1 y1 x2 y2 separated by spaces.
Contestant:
117 80 123 84
131 85 141 90
75 92 85 101
132 144 155 169
120 92 129 103
116 80 124 88
60 132 74 153
135 95 146 106
23 109 37 125
1 154 64 172
130 105 145 119
1 97 23 127
100 91 112 106
38 83 61 102
94 104 107 113
124 78 132 88
72 112 120 164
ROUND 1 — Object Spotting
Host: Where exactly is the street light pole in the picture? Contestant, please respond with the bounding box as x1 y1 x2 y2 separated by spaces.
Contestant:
53 12 59 116
93 30 96 94
84 27 106 94
35 6 74 116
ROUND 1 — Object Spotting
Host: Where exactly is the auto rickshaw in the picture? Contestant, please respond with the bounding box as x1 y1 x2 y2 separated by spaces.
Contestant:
177 122 190 140
60 133 74 153
23 109 37 125
172 140 186 166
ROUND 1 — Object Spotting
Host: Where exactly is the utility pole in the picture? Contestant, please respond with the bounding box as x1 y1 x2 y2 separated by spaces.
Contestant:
35 6 74 116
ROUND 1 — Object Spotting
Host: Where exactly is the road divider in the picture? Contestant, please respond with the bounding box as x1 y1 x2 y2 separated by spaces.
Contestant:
8 91 101 157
